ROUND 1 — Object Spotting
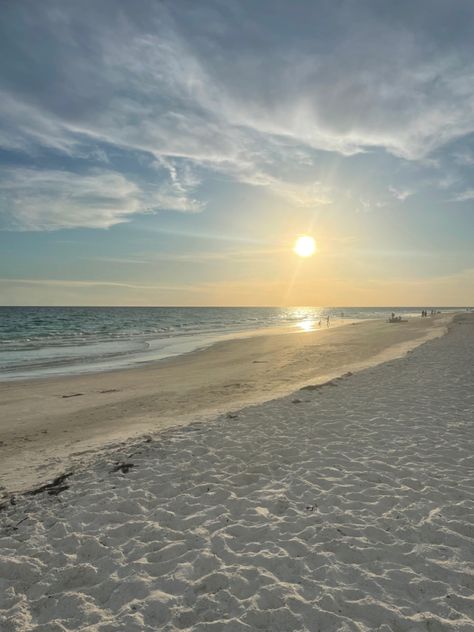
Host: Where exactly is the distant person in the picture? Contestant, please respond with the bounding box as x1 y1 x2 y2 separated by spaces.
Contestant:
327 315 330 327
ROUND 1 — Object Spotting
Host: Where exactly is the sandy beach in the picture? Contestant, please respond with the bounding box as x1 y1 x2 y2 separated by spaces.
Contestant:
0 315 450 494
1 313 473 631
4 1 474 630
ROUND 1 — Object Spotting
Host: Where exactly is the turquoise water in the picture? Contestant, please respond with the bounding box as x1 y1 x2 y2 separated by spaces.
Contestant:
0 306 463 380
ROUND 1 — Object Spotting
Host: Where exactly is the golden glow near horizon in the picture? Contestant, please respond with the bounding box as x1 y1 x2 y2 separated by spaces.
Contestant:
294 235 316 257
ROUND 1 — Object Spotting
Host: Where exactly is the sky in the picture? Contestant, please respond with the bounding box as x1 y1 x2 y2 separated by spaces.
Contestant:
0 0 473 307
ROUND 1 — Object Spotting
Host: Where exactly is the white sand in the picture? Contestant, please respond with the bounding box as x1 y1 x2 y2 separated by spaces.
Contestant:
0 315 450 493
1 314 473 631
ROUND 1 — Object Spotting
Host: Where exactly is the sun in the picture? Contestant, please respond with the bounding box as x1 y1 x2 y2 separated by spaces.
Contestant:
294 235 316 257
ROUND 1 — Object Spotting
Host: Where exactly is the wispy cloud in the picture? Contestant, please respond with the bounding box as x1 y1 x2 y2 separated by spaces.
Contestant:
0 277 208 306
450 189 474 202
0 277 201 291
357 198 387 213
452 149 474 166
436 173 460 190
0 167 202 230
388 186 414 201
1 1 474 230
86 247 288 265
3 5 474 161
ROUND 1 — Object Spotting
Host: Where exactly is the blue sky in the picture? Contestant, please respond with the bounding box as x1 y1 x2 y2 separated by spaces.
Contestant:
0 0 473 305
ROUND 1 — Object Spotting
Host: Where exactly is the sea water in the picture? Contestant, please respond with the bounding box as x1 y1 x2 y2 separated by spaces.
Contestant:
0 306 462 380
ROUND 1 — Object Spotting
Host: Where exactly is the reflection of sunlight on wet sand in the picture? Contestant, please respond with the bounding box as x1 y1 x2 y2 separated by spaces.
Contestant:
297 319 316 332
293 315 363 334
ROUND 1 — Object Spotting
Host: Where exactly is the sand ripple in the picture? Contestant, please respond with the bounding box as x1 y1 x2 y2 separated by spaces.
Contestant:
1 316 474 631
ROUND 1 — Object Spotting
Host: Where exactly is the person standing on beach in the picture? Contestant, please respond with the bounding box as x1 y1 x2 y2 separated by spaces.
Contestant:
327 315 330 327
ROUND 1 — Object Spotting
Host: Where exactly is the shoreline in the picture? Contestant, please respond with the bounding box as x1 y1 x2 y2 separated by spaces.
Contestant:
0 313 453 494
0 316 360 383
2 308 463 383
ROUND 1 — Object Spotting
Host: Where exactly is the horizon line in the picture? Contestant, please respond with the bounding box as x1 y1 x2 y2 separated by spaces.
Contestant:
0 305 470 309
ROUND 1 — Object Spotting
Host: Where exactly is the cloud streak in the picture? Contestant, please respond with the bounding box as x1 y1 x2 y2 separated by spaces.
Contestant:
451 189 474 202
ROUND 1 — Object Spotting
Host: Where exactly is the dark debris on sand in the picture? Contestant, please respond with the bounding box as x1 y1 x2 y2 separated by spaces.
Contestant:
111 462 135 474
26 472 73 497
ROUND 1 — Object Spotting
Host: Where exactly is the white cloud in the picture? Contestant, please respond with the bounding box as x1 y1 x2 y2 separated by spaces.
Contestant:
0 90 86 156
3 4 474 165
0 168 202 231
388 186 414 201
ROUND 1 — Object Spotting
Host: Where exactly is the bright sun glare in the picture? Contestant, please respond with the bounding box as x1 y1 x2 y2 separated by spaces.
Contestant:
294 235 316 257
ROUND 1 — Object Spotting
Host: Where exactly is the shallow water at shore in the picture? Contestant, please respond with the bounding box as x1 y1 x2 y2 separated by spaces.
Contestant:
0 306 461 380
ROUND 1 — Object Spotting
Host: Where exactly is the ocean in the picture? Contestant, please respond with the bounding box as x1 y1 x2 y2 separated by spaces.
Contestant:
0 306 463 380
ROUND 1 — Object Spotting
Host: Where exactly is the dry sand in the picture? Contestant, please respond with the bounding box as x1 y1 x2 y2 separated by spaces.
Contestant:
0 315 450 493
0 313 473 631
